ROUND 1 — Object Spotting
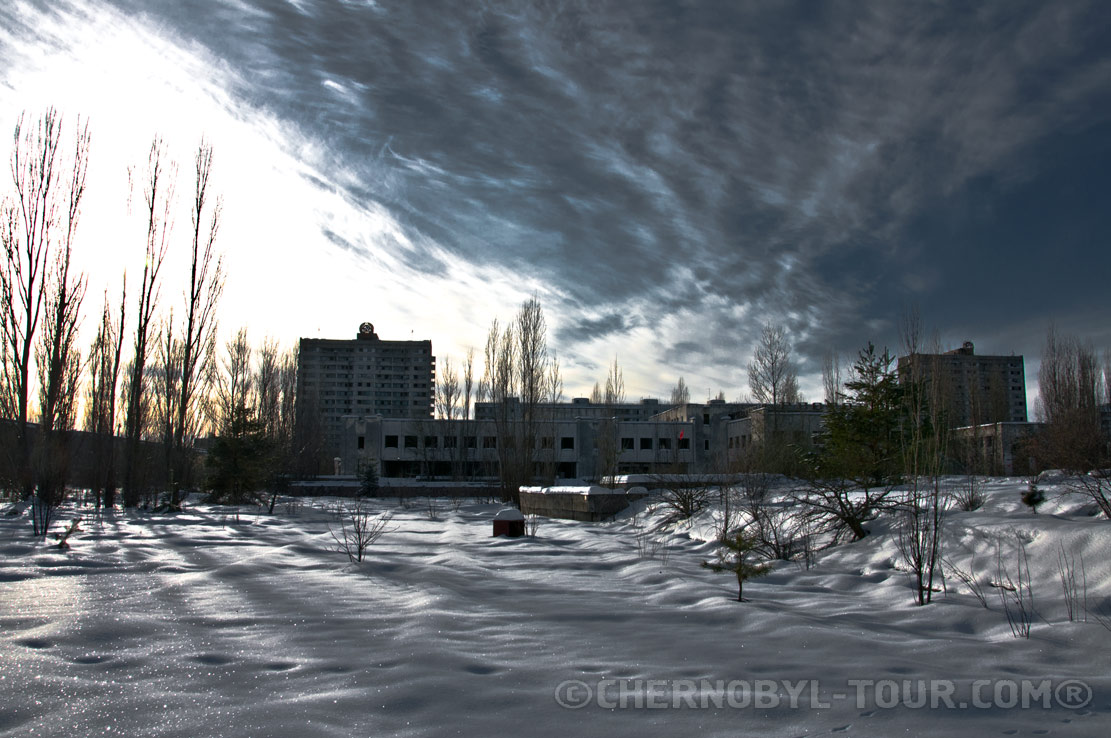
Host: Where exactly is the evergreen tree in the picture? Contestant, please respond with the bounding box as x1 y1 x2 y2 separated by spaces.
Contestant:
816 343 906 488
206 404 272 504
800 343 908 541
359 460 380 498
702 531 772 601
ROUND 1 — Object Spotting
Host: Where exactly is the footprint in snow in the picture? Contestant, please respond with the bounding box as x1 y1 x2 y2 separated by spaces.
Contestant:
73 654 109 664
16 637 52 649
191 653 232 666
462 663 498 675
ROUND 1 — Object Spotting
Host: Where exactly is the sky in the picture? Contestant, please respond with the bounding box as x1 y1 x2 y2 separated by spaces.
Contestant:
1 0 1109 407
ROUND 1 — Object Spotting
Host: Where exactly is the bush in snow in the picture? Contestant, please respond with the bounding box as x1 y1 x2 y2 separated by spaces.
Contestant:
330 502 392 563
1021 478 1046 513
652 474 714 524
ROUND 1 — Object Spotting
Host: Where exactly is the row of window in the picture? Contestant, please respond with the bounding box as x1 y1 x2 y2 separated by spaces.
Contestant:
379 435 579 450
619 437 690 450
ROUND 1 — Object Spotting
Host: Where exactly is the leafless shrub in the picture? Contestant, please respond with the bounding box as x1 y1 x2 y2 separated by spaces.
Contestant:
526 513 541 537
896 480 946 606
737 472 774 503
330 502 392 563
1057 544 1087 623
953 475 986 511
715 484 742 541
943 555 990 609
1089 599 1111 633
652 474 713 524
635 527 670 563
992 532 1037 638
745 499 808 562
425 496 439 520
283 497 303 516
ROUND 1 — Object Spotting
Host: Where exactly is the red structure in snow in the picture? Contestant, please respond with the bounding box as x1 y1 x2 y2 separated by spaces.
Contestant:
492 508 525 538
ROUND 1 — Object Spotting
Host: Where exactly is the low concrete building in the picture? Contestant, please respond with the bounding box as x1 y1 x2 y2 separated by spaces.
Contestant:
339 414 698 482
950 421 1043 476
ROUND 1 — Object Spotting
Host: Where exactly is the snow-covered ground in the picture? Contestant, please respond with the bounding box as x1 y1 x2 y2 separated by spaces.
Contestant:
2 478 1109 737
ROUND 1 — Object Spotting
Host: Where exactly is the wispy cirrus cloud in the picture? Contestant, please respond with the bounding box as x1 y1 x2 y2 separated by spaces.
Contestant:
3 0 1109 399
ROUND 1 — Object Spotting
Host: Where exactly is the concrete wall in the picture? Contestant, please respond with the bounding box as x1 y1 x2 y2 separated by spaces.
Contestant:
519 486 648 522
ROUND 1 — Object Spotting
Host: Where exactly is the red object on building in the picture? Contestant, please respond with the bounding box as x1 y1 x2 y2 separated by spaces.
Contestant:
492 508 525 538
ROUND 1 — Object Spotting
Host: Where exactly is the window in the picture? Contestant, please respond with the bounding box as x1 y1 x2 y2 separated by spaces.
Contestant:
357 436 365 450
424 436 438 448
703 414 710 425
640 438 653 450
658 438 671 450
483 436 497 449
561 436 575 450
465 436 477 449
621 437 634 451
540 436 554 449
385 435 399 448
678 437 690 450
704 440 710 451
404 436 418 449
444 436 458 448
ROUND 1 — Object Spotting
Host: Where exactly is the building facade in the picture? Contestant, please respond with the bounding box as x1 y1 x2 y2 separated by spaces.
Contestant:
340 415 701 481
897 341 1027 427
297 322 435 456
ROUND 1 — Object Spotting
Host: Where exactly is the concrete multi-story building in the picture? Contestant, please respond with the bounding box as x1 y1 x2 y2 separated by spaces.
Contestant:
897 341 1027 427
473 396 671 422
340 415 700 481
297 322 435 456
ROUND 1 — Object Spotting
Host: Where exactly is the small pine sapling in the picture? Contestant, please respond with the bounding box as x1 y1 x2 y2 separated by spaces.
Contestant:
702 531 772 601
1022 479 1045 513
359 462 380 498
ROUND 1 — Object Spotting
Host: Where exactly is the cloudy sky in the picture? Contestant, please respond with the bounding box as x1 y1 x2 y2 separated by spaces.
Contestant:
2 0 1109 405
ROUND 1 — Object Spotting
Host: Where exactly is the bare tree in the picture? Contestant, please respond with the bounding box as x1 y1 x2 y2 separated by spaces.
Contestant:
152 313 182 497
211 328 254 434
670 376 690 405
748 322 799 405
169 140 224 505
462 347 475 421
479 299 562 498
592 355 626 484
84 283 126 508
1 110 69 503
436 355 460 420
1035 325 1109 517
330 503 392 563
821 350 841 407
604 356 625 406
123 138 174 507
30 117 89 534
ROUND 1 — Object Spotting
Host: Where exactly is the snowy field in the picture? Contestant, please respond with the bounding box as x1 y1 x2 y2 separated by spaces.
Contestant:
2 478 1110 737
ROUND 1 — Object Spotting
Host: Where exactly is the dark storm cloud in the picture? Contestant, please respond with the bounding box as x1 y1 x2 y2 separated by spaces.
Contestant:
89 0 1111 383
